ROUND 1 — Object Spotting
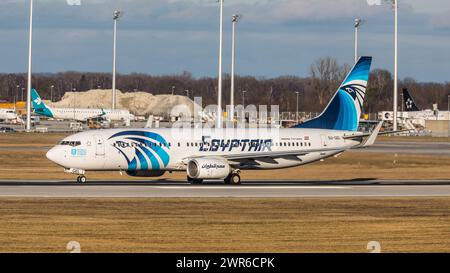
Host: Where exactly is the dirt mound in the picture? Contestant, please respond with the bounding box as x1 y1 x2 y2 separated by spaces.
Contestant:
46 89 197 117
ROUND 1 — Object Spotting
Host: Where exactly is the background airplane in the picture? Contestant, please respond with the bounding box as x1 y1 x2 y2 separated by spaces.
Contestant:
0 108 23 124
31 89 135 124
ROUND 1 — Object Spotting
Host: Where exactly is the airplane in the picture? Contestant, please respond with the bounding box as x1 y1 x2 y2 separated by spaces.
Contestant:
46 56 391 184
380 88 448 127
402 88 420 112
0 108 23 124
31 89 135 124
402 88 447 120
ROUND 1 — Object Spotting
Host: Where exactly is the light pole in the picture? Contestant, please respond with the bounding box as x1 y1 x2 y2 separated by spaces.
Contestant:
112 10 122 111
72 87 76 121
400 91 404 113
26 0 34 131
448 95 450 137
354 18 363 64
15 85 20 106
50 85 54 102
216 0 224 128
393 0 399 131
230 14 241 122
295 91 300 123
242 90 247 108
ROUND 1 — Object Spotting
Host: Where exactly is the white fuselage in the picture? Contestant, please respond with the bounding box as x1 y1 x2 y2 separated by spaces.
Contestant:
46 128 360 172
0 109 21 124
49 108 134 122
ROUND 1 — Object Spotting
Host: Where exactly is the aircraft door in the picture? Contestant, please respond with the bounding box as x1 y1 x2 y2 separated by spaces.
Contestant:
94 135 105 157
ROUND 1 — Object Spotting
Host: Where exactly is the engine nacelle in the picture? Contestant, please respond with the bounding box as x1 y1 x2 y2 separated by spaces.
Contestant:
187 158 231 179
126 170 166 177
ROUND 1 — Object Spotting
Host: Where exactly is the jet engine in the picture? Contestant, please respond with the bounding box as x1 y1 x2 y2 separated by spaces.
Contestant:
187 158 231 179
126 170 166 177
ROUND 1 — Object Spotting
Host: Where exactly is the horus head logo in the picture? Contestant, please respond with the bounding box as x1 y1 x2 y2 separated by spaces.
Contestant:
340 83 366 110
343 86 358 100
109 131 170 171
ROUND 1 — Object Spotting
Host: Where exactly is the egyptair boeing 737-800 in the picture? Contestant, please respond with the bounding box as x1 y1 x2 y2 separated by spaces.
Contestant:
46 57 387 184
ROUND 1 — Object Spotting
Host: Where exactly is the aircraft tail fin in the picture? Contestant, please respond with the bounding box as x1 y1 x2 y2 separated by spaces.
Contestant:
402 88 420 112
31 89 53 117
294 56 372 132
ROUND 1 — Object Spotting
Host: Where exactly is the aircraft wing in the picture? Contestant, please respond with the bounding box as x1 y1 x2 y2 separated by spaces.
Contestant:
221 147 346 161
182 147 347 164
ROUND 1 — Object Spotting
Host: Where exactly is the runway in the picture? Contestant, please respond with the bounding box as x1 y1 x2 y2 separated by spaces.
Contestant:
0 180 449 198
354 141 450 156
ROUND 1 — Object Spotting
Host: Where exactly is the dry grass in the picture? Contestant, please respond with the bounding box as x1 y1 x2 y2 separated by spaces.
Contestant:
0 133 67 147
0 198 448 253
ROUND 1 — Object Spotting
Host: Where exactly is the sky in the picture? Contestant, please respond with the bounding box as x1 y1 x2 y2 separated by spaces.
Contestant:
0 0 449 82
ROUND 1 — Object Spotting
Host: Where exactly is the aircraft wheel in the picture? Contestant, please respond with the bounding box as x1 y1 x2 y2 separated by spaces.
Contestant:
225 173 241 185
77 176 87 183
230 174 241 185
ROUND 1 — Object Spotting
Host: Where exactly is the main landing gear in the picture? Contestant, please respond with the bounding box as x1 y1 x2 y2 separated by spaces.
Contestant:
224 171 241 185
76 175 87 183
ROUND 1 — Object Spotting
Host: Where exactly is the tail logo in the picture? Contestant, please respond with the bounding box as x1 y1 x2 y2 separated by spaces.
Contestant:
109 131 170 171
341 83 366 110
33 97 42 106
406 98 414 110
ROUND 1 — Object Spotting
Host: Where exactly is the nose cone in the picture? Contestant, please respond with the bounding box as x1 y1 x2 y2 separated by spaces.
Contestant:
46 147 61 165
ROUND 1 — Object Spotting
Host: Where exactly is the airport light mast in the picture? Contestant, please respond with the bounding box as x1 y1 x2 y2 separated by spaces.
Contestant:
230 14 241 123
393 0 399 131
295 91 300 123
50 85 54 102
242 90 247 108
216 0 224 128
354 18 363 64
26 0 34 132
112 10 122 111
448 95 450 137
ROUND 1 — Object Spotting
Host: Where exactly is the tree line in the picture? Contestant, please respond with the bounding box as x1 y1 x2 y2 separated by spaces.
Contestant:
0 57 449 113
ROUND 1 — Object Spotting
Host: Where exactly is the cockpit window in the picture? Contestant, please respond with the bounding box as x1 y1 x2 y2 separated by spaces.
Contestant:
60 141 82 147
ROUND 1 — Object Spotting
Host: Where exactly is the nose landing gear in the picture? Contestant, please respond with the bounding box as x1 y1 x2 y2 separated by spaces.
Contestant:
64 168 87 184
76 175 87 183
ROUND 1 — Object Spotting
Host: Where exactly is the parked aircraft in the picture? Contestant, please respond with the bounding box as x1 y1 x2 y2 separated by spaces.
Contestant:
31 89 135 124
